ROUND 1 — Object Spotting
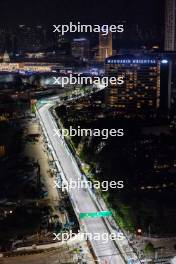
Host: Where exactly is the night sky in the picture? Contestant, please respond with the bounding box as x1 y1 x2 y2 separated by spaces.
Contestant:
0 0 164 27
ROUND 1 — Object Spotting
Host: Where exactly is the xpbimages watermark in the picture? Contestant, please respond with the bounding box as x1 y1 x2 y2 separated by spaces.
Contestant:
53 22 124 35
53 127 124 140
53 75 124 88
53 230 124 243
53 178 124 192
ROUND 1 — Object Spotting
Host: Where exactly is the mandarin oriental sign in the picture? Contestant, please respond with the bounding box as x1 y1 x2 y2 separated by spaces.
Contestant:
107 59 157 64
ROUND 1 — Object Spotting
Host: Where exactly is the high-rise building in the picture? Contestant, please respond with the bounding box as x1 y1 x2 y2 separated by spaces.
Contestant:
99 32 112 62
165 0 176 51
71 38 89 60
105 55 171 115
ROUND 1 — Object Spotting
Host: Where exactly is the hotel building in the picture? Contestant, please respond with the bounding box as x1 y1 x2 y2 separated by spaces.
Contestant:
105 55 171 115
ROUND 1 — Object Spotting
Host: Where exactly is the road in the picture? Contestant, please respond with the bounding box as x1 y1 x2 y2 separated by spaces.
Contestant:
37 103 126 264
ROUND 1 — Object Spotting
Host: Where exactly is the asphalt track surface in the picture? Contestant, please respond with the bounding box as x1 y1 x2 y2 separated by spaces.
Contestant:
38 103 126 264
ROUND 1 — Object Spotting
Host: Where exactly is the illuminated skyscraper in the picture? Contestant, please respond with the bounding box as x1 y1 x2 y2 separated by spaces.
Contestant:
99 32 112 62
165 0 176 51
105 55 171 115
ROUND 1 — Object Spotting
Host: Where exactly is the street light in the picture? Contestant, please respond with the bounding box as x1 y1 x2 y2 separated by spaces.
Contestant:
137 229 142 235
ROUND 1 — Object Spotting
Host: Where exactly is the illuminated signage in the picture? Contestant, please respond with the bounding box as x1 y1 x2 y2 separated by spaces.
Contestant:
80 211 112 219
107 59 157 64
